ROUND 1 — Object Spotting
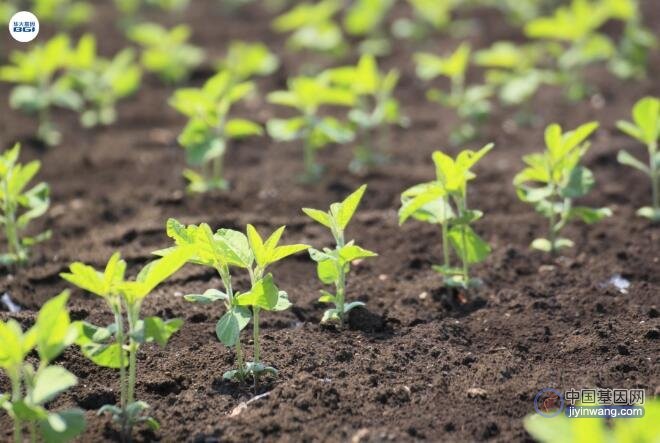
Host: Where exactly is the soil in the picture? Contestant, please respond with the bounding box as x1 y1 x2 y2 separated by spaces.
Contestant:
1 1 659 442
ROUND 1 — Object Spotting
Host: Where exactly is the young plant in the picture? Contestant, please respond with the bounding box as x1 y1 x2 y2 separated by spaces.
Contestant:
128 23 204 84
60 248 192 439
216 40 280 82
66 34 142 128
413 43 492 145
33 0 92 29
322 55 406 173
160 219 308 381
616 96 660 221
0 35 82 146
524 0 615 100
267 76 355 182
399 144 493 289
392 0 456 40
474 41 554 120
0 291 86 443
169 70 262 192
343 0 395 55
0 143 51 266
272 0 346 56
514 122 611 253
303 184 377 326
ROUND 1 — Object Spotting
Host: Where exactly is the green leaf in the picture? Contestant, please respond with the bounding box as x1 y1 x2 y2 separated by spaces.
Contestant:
617 150 650 175
246 224 267 268
302 208 333 228
632 96 660 145
31 366 77 405
338 243 377 262
74 322 126 369
560 166 595 198
124 245 194 301
0 319 30 369
270 243 309 263
32 291 77 362
272 291 292 311
214 228 253 268
399 183 446 224
335 184 367 230
316 259 339 285
225 118 263 139
531 238 552 252
142 317 183 347
637 206 660 221
569 206 612 224
318 290 336 303
215 307 251 347
184 288 228 304
235 274 280 310
40 409 86 443
448 226 491 264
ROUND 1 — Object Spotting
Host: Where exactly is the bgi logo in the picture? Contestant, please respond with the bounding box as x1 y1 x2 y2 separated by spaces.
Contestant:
9 11 39 43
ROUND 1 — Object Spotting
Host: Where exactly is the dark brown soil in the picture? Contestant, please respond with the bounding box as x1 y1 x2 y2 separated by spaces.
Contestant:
1 1 659 442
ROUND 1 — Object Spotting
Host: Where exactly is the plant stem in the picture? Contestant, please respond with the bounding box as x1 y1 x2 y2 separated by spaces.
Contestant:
113 304 127 411
650 141 658 210
548 200 557 255
3 178 22 262
219 264 246 377
440 196 451 269
10 370 22 443
303 141 316 180
252 307 260 364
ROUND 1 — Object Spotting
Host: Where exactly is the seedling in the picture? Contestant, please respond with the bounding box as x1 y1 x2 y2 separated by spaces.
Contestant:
161 219 308 381
272 0 345 55
524 0 615 100
66 34 142 128
216 40 279 82
303 184 377 326
60 248 192 439
0 143 51 266
33 0 92 28
414 43 492 145
128 23 204 84
322 55 406 173
343 0 395 55
474 41 554 120
0 291 85 443
392 0 456 40
170 70 261 192
0 35 82 146
514 122 611 253
267 76 355 182
399 144 493 288
616 96 660 221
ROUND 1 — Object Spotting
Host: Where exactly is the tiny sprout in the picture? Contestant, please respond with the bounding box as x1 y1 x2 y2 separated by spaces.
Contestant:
414 43 492 145
267 76 355 182
322 54 406 173
61 248 192 439
399 144 493 289
128 23 204 84
616 96 660 221
170 70 262 192
0 143 51 266
303 184 377 326
514 122 611 253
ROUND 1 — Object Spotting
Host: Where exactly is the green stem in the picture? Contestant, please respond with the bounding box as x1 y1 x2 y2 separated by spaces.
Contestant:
112 304 127 411
10 370 22 443
650 141 658 210
441 197 451 269
548 201 557 255
303 140 316 180
252 308 260 364
335 230 346 327
218 264 245 377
